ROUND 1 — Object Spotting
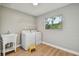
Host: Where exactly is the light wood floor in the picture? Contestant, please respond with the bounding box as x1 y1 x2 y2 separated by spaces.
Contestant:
5 44 76 56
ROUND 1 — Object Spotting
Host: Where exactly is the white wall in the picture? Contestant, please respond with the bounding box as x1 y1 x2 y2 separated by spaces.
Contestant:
0 6 36 45
36 4 79 52
0 7 1 32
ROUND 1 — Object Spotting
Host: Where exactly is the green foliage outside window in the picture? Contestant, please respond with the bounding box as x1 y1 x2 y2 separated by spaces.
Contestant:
45 16 63 29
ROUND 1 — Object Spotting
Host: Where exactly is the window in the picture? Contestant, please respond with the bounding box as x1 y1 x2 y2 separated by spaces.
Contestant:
45 16 63 29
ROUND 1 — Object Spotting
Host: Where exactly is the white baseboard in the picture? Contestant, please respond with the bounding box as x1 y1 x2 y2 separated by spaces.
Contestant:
42 41 79 56
16 44 21 48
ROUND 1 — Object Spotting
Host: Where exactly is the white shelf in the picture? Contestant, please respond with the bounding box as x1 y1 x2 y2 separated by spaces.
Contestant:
1 34 17 56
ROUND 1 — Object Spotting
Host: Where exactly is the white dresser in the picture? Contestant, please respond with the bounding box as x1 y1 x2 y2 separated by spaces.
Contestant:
21 30 41 50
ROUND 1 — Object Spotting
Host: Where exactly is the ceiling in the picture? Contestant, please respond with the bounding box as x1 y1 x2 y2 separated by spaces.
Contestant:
0 3 70 16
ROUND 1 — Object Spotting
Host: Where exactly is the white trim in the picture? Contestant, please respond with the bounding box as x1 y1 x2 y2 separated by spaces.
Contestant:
42 41 79 56
16 44 21 48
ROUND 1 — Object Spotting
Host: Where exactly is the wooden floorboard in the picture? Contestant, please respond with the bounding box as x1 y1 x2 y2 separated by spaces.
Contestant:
5 44 76 56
